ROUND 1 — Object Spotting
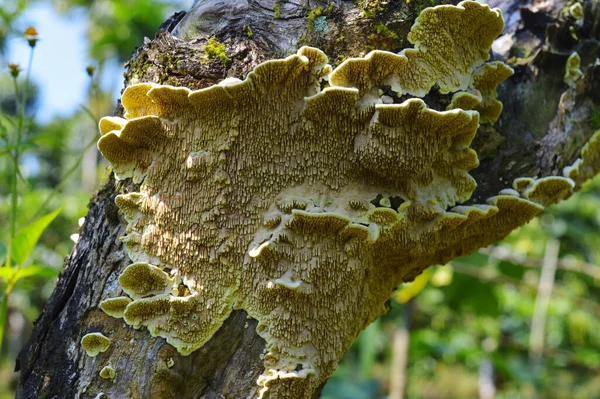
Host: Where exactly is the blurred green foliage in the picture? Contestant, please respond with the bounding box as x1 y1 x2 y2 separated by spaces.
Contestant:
1 1 600 399
51 0 176 62
0 0 28 55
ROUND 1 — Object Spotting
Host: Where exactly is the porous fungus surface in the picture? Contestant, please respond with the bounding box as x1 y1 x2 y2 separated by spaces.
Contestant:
96 2 592 397
81 333 111 357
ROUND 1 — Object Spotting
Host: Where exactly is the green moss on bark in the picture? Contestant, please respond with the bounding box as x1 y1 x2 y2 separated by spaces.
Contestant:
205 37 231 65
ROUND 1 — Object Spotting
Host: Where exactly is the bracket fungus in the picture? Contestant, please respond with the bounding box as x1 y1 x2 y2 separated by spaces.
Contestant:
99 296 132 319
81 333 111 357
447 61 514 124
563 128 600 190
96 1 599 397
330 1 504 100
99 365 116 380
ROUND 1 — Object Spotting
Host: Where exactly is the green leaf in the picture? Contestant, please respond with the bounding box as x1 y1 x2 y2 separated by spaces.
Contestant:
0 267 14 281
12 207 63 265
441 273 500 316
497 260 525 279
13 265 60 281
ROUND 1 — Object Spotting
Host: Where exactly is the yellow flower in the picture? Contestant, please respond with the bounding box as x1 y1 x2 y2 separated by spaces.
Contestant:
8 63 21 78
24 26 39 47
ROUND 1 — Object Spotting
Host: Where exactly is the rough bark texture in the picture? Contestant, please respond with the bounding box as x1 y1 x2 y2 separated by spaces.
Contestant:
16 1 600 398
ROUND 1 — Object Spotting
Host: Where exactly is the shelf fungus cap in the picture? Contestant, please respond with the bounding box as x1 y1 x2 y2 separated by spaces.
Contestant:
118 262 174 299
99 296 132 318
447 91 482 112
522 176 575 207
448 61 514 124
470 62 514 123
81 333 111 357
328 1 504 100
485 195 544 222
398 0 504 96
576 129 600 186
563 159 581 181
498 188 520 197
329 50 408 95
99 365 116 380
513 177 535 192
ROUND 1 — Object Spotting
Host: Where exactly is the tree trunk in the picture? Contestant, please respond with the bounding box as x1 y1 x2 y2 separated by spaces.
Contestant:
16 1 600 398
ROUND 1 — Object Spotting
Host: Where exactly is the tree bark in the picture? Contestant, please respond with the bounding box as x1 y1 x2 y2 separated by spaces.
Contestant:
16 1 600 398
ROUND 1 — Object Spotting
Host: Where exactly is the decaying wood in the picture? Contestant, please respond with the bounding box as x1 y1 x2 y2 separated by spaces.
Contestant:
16 1 600 398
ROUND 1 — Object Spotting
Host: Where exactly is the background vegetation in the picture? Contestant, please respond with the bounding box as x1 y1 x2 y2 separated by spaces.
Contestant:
1 1 599 398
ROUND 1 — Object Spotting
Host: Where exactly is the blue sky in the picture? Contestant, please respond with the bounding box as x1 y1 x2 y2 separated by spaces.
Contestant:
5 1 192 124
7 4 92 123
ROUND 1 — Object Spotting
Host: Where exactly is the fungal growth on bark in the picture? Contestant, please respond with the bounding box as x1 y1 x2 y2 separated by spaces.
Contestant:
99 296 132 318
329 0 505 100
99 365 116 380
81 333 111 357
564 127 600 190
95 1 600 397
447 61 514 124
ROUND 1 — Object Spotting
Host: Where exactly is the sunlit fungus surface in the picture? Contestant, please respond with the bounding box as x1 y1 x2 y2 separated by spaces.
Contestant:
96 1 600 397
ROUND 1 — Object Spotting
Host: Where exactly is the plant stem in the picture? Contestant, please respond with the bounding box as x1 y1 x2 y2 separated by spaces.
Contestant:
0 268 23 353
2 45 35 352
0 293 8 353
6 77 23 270
24 46 34 102
7 46 35 267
